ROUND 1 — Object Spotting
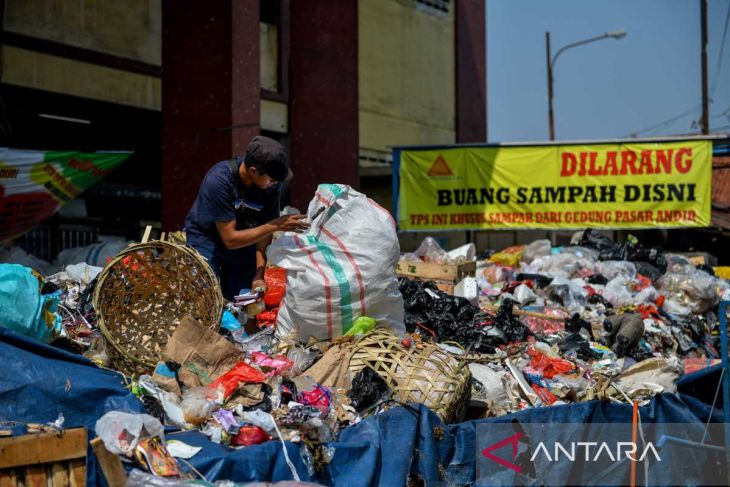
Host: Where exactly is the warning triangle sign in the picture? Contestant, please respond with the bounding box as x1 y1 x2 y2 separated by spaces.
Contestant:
427 155 453 176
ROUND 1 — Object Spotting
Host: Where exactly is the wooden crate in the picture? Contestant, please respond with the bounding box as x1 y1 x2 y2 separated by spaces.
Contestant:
0 428 87 487
396 260 477 294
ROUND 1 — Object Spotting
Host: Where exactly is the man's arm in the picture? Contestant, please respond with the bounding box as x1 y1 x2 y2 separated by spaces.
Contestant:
251 236 272 290
215 220 277 250
215 214 310 250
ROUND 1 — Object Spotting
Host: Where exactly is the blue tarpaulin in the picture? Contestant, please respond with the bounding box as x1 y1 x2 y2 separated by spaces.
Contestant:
0 326 725 486
0 327 144 486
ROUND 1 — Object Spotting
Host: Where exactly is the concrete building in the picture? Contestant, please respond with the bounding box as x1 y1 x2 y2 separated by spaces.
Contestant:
0 0 485 255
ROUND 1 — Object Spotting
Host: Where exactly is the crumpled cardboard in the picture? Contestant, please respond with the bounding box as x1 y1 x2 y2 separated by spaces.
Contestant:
305 343 353 390
154 316 241 390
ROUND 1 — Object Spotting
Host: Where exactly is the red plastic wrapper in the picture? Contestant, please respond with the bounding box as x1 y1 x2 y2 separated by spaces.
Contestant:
208 361 267 399
256 308 279 327
531 384 557 405
636 303 660 320
264 267 286 308
231 425 271 446
298 385 331 415
635 274 652 291
527 347 574 379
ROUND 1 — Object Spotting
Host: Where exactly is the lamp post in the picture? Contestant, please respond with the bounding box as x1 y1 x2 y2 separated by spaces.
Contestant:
546 30 627 140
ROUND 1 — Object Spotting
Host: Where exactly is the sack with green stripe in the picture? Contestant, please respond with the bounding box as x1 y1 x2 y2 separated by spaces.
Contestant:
268 184 405 342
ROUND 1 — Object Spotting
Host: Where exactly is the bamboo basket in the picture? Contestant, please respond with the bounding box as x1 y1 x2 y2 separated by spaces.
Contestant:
348 329 471 423
92 235 222 375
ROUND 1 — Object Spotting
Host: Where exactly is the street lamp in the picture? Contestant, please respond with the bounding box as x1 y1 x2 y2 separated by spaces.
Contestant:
546 30 627 140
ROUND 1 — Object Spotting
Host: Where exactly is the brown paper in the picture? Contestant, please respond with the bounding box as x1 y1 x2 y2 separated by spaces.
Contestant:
226 383 265 407
151 362 182 396
305 343 353 389
163 316 242 388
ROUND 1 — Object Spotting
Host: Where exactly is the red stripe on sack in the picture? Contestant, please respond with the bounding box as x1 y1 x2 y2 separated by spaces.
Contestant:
315 193 331 207
367 198 396 228
321 226 366 315
294 235 333 339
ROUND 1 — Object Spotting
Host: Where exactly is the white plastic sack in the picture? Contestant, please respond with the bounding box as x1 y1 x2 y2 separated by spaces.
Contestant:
55 239 130 268
268 185 404 341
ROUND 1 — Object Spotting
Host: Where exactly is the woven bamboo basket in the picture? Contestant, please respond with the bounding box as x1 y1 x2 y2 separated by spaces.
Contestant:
92 236 223 375
348 329 471 423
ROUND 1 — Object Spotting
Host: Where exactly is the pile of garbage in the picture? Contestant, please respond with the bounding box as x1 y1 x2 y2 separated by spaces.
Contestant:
0 186 412 483
2 181 729 484
398 229 729 416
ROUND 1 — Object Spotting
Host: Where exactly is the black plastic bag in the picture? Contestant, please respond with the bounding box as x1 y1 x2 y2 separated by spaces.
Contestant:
558 333 599 361
515 273 554 289
348 367 389 411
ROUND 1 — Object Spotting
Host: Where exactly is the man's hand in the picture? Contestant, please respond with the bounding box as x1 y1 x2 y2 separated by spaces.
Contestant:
252 278 267 293
270 214 310 233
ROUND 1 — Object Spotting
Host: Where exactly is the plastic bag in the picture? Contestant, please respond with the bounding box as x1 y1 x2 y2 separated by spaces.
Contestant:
602 276 635 308
522 307 567 334
535 253 594 278
527 347 575 379
269 185 404 341
249 351 294 377
0 264 63 343
656 267 719 313
347 367 389 411
489 245 525 267
299 385 332 415
412 236 449 264
264 267 287 307
479 263 511 286
231 425 271 446
180 387 218 425
344 316 376 336
95 411 164 456
287 347 321 376
56 239 129 268
138 375 186 427
513 284 536 305
83 331 110 367
468 363 510 404
220 309 241 332
209 362 267 399
596 261 636 280
521 239 551 264
126 469 190 487
232 325 276 353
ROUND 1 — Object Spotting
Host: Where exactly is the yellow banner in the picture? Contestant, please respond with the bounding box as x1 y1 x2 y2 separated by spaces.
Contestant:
396 140 712 230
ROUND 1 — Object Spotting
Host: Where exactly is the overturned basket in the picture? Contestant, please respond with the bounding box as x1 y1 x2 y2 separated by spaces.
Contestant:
93 236 222 375
349 329 471 423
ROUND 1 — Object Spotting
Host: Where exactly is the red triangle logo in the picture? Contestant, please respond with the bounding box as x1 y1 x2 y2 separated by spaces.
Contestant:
427 155 453 176
481 431 523 473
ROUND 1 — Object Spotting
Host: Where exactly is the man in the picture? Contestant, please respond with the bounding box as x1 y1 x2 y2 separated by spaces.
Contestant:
185 136 308 299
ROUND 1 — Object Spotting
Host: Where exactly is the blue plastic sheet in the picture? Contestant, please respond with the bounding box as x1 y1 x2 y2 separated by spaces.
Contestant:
171 394 723 487
0 327 144 486
0 323 724 487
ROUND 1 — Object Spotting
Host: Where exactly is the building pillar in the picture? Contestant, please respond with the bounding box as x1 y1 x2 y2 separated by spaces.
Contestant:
289 0 359 211
161 0 260 230
456 0 487 142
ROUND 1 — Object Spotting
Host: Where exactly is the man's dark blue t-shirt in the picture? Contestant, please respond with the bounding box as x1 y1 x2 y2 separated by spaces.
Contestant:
184 159 280 296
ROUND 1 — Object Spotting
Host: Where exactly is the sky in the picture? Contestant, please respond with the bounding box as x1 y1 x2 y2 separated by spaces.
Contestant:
487 0 730 143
